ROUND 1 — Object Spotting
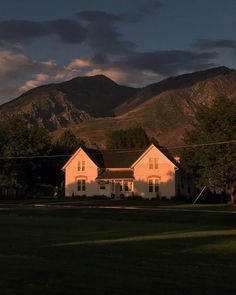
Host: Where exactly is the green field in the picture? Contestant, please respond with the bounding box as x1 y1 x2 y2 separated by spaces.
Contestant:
0 201 236 295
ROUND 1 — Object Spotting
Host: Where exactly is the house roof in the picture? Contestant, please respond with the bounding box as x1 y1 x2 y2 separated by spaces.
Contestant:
82 147 145 168
83 148 105 167
62 144 178 170
157 145 179 167
99 149 145 168
97 170 134 180
131 144 179 168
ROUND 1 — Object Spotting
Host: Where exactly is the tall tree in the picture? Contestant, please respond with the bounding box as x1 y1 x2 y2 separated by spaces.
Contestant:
0 117 51 191
107 127 150 149
180 98 236 203
47 130 85 187
53 129 85 155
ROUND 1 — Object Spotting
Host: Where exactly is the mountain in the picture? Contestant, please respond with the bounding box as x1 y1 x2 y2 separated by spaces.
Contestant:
0 66 236 147
57 66 236 147
0 75 138 130
114 66 234 115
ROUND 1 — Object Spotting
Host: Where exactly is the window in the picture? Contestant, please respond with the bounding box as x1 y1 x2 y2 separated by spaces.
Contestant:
78 179 86 191
82 160 85 171
149 179 153 192
149 158 158 169
99 181 106 190
78 160 85 171
154 179 159 193
148 178 160 194
154 158 158 169
124 181 132 192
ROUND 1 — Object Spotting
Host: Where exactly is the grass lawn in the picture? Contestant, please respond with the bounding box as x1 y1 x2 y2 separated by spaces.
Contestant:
0 203 235 295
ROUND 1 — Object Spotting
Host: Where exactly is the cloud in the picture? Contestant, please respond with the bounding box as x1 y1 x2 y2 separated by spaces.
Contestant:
75 5 217 80
0 19 87 45
0 46 69 99
194 39 236 54
0 84 20 101
86 67 157 86
140 0 163 14
0 3 221 100
66 58 91 69
115 50 218 76
18 79 43 92
0 46 57 78
77 1 162 24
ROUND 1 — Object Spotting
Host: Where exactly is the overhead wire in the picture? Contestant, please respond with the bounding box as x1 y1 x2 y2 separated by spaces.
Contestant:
0 139 235 160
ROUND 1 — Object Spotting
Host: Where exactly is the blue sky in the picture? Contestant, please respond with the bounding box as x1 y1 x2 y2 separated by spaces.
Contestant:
0 0 236 102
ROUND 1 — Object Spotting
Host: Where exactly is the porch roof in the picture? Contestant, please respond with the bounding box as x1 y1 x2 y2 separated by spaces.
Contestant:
97 170 134 180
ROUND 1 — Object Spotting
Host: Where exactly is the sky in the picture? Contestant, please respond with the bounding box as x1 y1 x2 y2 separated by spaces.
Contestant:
0 0 236 103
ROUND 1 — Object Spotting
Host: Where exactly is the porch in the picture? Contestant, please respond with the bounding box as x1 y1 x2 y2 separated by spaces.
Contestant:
97 169 134 198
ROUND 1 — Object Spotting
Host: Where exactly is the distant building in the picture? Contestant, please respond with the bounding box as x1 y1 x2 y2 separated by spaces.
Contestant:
62 144 189 199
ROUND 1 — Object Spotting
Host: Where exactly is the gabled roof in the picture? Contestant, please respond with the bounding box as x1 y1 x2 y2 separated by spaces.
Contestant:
131 144 179 168
62 144 178 170
83 148 104 167
62 147 101 170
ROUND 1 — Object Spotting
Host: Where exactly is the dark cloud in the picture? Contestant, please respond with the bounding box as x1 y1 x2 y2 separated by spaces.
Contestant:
0 2 221 97
110 50 217 76
76 7 218 79
78 10 141 23
85 22 136 56
194 39 236 53
141 0 163 14
0 19 87 44
77 1 162 24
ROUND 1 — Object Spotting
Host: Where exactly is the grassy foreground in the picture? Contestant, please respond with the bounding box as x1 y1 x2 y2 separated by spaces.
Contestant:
0 204 235 295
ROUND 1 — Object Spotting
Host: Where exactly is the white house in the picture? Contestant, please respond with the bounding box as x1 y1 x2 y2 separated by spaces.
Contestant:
62 144 180 199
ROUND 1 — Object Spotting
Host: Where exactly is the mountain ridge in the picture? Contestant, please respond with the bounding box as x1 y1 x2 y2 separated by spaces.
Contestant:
0 66 235 147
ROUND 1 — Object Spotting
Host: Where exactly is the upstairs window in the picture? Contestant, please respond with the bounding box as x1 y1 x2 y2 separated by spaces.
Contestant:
78 160 85 171
82 160 85 171
149 158 158 169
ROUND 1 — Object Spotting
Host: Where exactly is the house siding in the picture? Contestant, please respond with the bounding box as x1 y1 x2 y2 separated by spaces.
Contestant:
64 149 98 197
63 145 178 199
133 146 176 199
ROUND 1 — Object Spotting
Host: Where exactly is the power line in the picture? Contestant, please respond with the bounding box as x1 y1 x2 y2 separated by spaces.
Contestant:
163 140 236 150
0 154 71 160
0 140 235 160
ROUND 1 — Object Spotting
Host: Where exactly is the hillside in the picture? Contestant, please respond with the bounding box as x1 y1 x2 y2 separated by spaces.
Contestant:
60 67 236 147
0 75 138 130
0 67 236 147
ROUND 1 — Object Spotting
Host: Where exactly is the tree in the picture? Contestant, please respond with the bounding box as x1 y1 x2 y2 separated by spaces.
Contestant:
107 127 150 149
52 129 85 155
47 130 85 187
180 98 236 203
0 117 51 192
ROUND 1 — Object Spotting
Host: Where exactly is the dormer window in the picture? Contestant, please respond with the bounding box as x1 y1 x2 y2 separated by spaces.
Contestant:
149 158 158 169
78 160 85 171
